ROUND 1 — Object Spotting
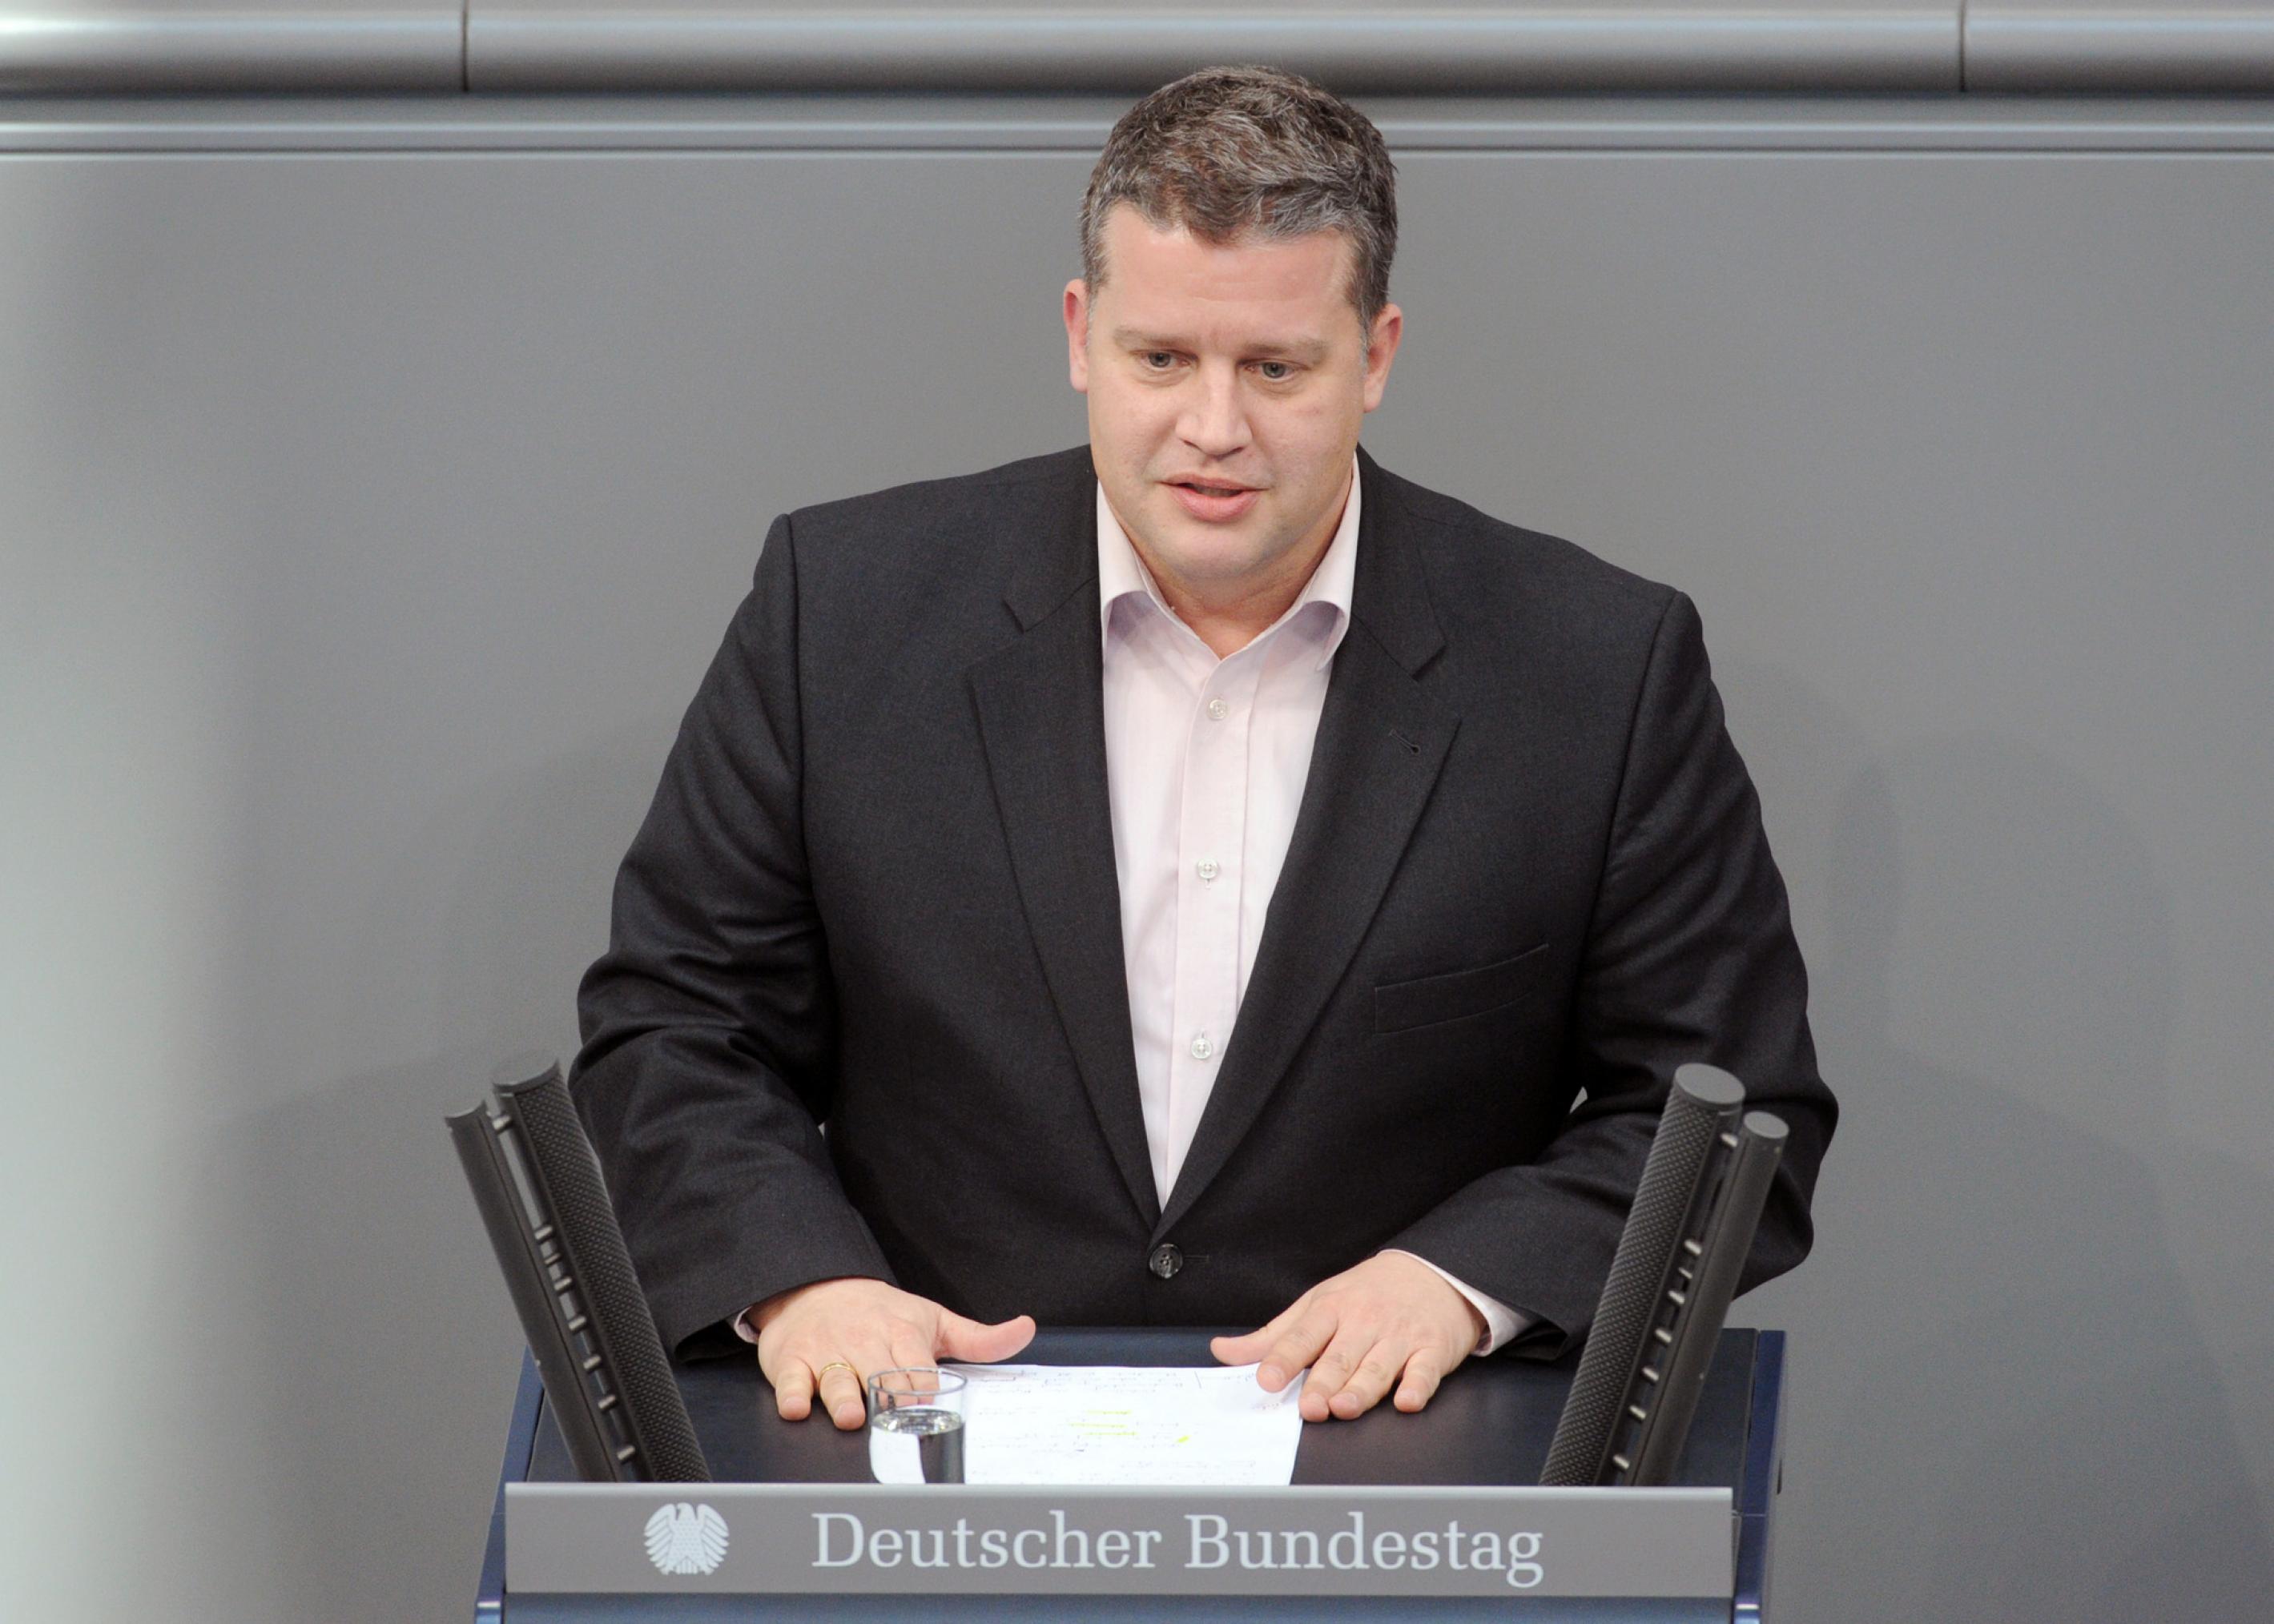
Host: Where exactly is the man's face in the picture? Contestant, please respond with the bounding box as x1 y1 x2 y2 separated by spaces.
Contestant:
1065 204 1401 607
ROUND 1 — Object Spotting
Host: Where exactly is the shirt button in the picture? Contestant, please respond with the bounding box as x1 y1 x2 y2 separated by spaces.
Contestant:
1189 1033 1213 1061
1196 858 1220 882
1206 697 1230 721
1149 1243 1184 1280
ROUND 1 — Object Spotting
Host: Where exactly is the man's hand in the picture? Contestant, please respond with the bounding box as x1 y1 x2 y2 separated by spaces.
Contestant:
1209 1252 1485 1422
750 1276 1035 1430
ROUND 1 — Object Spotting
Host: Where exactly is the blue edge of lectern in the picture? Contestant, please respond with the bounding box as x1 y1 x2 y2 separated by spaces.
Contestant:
478 1330 1785 1622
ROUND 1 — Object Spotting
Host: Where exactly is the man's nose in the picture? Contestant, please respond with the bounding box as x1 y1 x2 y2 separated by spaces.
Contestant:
1178 364 1250 459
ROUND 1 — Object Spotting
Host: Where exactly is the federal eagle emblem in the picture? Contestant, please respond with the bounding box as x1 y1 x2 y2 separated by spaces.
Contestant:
644 1501 730 1576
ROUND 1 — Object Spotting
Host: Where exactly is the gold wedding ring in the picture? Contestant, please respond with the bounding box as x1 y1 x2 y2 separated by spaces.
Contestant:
815 1360 857 1384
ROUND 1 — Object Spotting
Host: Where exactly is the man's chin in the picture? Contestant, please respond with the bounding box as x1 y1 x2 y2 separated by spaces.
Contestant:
1143 529 1274 590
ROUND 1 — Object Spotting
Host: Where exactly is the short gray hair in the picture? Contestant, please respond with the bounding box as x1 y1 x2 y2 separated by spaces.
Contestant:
1080 65 1399 345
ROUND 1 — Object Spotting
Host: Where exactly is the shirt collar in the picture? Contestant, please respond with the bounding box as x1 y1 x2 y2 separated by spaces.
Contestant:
1096 451 1361 669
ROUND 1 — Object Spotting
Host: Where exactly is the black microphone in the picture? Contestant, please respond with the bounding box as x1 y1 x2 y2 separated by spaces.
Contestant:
1540 1063 1786 1488
447 1059 710 1483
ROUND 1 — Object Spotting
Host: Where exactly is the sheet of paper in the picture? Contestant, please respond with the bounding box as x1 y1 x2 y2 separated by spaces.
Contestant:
940 1362 1305 1485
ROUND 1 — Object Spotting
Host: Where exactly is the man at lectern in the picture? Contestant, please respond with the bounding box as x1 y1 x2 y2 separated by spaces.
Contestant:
569 65 1837 1434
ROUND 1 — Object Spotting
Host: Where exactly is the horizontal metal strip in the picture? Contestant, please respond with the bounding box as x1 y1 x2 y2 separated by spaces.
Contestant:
461 6 1961 94
5 4 1966 96
6 4 2274 97
8 94 2274 154
1966 4 2274 91
0 11 464 93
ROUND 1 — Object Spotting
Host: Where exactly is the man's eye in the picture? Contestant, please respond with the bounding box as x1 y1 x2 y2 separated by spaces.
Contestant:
1255 361 1294 381
1142 352 1178 370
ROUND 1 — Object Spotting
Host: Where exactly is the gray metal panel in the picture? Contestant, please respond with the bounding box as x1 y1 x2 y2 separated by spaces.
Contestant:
0 3 463 92
8 0 2274 94
17 92 2274 153
462 1 1959 94
1966 2 2274 90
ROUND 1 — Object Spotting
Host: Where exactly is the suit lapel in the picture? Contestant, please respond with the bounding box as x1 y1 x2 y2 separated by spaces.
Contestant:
1155 449 1458 1240
966 455 1161 1228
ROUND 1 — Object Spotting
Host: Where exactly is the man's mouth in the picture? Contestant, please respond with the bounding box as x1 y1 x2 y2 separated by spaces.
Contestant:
1166 478 1263 522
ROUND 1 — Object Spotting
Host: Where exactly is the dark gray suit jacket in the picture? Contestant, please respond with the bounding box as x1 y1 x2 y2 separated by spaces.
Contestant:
571 443 1836 1362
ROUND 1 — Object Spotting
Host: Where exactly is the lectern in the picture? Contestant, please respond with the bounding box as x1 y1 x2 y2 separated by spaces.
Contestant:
473 1325 1784 1621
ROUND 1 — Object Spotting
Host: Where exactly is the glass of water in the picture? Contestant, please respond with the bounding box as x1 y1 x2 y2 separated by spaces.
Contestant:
867 1367 968 1485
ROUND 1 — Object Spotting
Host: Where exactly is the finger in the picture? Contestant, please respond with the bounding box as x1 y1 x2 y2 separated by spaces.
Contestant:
887 1327 936 1381
1298 1325 1367 1422
936 1311 1036 1364
1262 1308 1338 1398
845 1328 914 1413
815 1359 868 1430
1393 1349 1447 1414
1327 1333 1407 1420
772 1357 816 1421
1210 1304 1300 1371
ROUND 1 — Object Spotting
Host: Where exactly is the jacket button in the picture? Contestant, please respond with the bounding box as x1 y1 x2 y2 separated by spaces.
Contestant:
1149 1243 1183 1280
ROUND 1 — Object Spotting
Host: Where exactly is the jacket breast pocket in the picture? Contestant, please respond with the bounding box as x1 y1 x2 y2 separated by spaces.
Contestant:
1373 943 1549 1035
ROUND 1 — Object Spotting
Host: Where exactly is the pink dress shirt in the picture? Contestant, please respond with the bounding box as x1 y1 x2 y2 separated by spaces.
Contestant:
1097 454 1523 1359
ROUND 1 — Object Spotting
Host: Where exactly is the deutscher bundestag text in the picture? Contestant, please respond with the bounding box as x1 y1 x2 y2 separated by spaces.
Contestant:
812 1509 1547 1588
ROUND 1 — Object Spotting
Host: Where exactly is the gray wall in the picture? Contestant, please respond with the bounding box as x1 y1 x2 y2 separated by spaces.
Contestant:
2 94 2271 1622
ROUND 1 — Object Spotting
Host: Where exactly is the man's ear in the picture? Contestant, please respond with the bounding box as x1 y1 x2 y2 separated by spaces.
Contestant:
1362 302 1403 413
1064 279 1091 394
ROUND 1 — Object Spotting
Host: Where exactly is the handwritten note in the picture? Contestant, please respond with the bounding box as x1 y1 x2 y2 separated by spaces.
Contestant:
942 1363 1306 1486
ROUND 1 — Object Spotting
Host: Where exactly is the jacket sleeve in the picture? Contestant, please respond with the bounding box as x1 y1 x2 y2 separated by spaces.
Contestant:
1386 589 1837 1359
569 512 896 1362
